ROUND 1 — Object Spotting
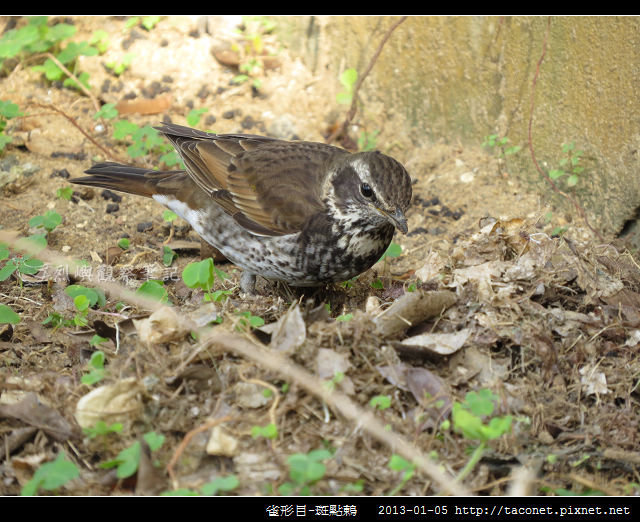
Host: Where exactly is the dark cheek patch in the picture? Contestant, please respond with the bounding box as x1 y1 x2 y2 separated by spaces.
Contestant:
331 165 359 204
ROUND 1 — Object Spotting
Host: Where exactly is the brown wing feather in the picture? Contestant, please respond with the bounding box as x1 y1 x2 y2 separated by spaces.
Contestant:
155 123 349 236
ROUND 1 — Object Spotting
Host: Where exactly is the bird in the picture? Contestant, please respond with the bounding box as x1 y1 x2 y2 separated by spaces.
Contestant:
71 122 412 293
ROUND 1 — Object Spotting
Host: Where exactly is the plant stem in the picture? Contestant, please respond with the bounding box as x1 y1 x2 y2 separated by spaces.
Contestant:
456 441 486 482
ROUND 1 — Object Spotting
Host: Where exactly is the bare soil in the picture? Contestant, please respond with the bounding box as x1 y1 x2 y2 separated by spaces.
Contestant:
1 16 639 497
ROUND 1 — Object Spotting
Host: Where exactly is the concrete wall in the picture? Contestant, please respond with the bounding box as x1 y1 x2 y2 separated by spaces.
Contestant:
277 16 640 239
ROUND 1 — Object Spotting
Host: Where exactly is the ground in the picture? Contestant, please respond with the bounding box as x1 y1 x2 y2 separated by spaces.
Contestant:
1 16 639 497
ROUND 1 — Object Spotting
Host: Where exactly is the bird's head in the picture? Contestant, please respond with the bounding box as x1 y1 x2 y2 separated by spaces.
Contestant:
324 150 412 234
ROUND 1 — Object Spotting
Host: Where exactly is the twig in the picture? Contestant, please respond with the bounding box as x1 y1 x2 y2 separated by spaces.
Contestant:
43 53 100 112
166 414 236 487
27 102 125 163
327 16 408 145
527 17 604 241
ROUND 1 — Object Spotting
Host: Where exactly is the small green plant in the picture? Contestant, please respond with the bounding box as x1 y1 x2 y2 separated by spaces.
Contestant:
379 242 402 262
358 129 379 151
370 395 391 411
186 108 209 127
100 431 165 479
278 449 333 496
21 453 79 496
544 211 568 237
0 303 20 324
7 17 100 92
0 17 76 73
388 454 416 495
339 277 356 289
65 284 106 307
43 284 105 331
549 142 585 187
117 237 130 250
105 52 134 76
182 258 230 303
200 475 240 496
482 134 522 157
162 245 177 267
136 280 171 304
29 210 62 232
125 16 162 32
336 312 353 322
370 278 384 290
0 236 45 282
161 475 240 496
337 68 357 105
113 120 177 164
162 210 177 223
81 350 107 386
141 16 162 31
451 388 513 481
251 422 278 440
56 186 74 200
83 420 123 439
94 102 118 120
323 371 344 392
65 284 106 327
90 334 108 347
236 310 265 331
230 16 276 91
42 311 66 330
0 99 22 153
233 58 263 90
89 29 109 54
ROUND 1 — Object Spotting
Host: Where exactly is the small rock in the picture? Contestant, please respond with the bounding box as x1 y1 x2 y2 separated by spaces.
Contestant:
234 382 269 409
137 221 153 232
206 426 238 456
241 115 255 129
50 168 70 179
106 203 119 214
196 85 211 100
267 114 298 140
101 189 122 202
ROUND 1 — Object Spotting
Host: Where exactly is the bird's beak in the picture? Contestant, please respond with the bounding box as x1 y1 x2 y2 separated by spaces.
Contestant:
378 207 408 234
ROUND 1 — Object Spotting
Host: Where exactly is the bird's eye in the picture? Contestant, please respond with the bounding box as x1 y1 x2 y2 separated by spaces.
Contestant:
360 183 374 199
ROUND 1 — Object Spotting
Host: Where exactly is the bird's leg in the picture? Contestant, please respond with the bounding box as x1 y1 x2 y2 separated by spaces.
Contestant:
240 271 257 294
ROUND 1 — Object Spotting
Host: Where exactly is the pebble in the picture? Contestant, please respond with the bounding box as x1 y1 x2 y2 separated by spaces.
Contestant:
101 189 122 203
137 221 153 232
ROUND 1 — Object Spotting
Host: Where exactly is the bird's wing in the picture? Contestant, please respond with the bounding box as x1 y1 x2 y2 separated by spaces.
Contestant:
156 122 348 236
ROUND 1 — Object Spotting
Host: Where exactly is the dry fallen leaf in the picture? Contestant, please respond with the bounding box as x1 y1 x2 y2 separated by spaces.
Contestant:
401 328 471 356
134 306 194 346
580 365 610 395
75 378 142 429
268 303 306 353
316 348 355 394
415 251 445 282
0 393 79 442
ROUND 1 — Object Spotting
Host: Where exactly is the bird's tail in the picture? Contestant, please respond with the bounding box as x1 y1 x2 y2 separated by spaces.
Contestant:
71 162 183 198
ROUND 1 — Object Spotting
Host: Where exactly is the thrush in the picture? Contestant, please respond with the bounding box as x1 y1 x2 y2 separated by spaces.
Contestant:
72 122 412 293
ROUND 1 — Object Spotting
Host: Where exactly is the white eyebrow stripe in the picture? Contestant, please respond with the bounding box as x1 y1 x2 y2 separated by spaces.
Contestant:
351 156 388 207
352 156 371 182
